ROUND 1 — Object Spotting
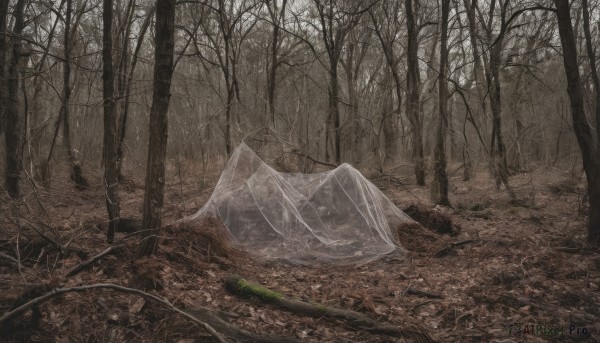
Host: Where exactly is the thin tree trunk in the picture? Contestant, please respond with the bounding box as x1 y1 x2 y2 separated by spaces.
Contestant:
555 0 600 245
30 0 66 182
432 0 450 206
117 4 155 179
4 0 26 198
138 0 176 256
582 0 600 146
61 0 89 189
115 0 136 179
330 64 341 164
343 45 360 163
405 0 425 185
103 0 121 243
224 85 233 157
382 68 396 163
266 0 287 126
0 0 7 134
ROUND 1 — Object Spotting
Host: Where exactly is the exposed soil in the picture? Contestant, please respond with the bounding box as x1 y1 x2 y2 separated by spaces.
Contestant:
0 164 598 342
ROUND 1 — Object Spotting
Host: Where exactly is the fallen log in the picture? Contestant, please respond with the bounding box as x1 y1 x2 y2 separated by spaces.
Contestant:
224 274 438 343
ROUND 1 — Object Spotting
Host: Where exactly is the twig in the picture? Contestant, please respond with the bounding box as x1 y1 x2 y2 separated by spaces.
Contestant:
557 247 598 255
0 253 23 269
65 246 120 277
435 239 478 257
405 288 444 299
0 283 228 343
290 148 338 168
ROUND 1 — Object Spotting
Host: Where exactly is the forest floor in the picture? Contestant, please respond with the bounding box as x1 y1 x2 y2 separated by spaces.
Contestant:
0 161 599 342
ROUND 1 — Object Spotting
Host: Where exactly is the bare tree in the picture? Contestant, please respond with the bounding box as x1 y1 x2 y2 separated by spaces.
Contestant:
581 0 600 145
368 1 403 166
61 0 89 189
0 0 8 137
103 0 121 243
117 4 156 179
312 0 363 164
4 0 27 198
405 0 425 185
432 0 450 206
554 0 600 244
138 0 177 256
265 0 288 125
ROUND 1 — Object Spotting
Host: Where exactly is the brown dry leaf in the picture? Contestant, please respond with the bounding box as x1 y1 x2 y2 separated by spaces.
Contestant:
129 298 145 314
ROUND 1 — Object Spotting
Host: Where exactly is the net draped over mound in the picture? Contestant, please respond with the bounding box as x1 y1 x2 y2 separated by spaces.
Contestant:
184 143 414 264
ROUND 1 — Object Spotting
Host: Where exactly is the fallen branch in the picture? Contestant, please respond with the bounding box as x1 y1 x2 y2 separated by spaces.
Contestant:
435 239 477 257
290 148 338 168
557 247 598 255
406 288 444 299
0 252 23 269
184 307 298 343
65 246 122 277
0 283 227 343
224 275 437 342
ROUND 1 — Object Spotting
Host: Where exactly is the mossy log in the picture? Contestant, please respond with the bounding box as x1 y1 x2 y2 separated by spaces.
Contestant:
224 275 438 343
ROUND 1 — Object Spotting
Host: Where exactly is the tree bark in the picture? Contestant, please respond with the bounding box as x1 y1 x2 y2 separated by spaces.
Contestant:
432 0 450 206
405 0 425 185
266 0 287 126
4 0 26 198
115 0 137 179
581 0 600 146
555 0 600 245
138 0 176 256
61 0 89 190
0 0 9 136
118 4 155 179
103 0 121 243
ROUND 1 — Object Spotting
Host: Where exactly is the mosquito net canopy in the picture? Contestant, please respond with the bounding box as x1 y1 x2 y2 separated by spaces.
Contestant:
184 143 414 264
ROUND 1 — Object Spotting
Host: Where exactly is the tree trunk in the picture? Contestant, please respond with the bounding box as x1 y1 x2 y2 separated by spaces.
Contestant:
0 0 9 136
138 0 176 257
330 64 341 164
581 0 600 146
555 0 600 245
103 0 121 243
115 0 137 180
28 0 65 182
382 69 396 163
432 0 450 206
266 0 287 126
118 5 154 179
62 0 89 190
488 40 512 195
4 0 26 198
224 85 233 157
405 0 425 185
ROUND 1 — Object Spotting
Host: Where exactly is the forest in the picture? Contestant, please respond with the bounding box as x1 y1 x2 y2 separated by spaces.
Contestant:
1 0 600 341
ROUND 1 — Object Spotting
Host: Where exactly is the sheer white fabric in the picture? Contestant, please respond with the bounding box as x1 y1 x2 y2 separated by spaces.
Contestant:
184 143 413 264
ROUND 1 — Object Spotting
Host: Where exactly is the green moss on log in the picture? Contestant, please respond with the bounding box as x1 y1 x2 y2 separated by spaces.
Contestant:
225 275 283 303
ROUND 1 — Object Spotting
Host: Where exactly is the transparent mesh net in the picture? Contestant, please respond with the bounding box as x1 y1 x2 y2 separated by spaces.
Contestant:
183 143 414 264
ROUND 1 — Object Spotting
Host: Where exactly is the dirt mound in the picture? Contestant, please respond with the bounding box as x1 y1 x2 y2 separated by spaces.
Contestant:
403 204 459 235
162 217 233 260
